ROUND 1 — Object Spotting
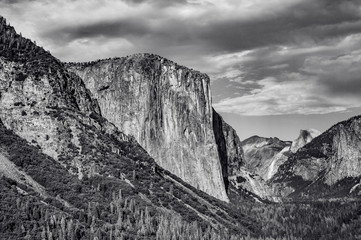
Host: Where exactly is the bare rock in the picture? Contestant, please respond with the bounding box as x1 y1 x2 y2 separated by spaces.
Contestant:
290 129 321 153
67 54 229 201
241 136 291 181
272 116 361 199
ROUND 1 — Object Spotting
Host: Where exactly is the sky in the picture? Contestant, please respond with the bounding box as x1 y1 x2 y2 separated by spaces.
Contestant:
1 0 361 140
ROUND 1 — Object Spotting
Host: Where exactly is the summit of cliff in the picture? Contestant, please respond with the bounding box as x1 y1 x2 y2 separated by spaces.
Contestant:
68 53 205 76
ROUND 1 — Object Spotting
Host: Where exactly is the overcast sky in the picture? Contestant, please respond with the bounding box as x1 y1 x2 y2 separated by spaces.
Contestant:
1 0 361 140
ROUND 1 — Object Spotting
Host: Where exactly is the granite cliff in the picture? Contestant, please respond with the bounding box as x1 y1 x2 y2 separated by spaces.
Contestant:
67 55 245 202
212 109 244 191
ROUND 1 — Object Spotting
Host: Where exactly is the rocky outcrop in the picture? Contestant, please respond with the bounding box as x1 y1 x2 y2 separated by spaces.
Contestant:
272 116 361 199
67 55 229 201
212 109 244 191
229 167 277 201
220 116 245 177
0 18 132 180
241 136 291 181
290 129 320 153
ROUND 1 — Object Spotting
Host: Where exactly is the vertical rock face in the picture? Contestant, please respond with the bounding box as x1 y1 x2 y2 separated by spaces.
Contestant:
67 54 229 201
212 109 244 190
220 117 245 177
326 118 361 184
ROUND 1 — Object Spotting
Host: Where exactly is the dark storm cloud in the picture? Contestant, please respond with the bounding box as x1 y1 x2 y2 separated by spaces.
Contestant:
199 0 361 52
0 0 30 3
325 76 361 96
302 51 361 97
121 0 188 6
32 0 361 57
42 19 152 44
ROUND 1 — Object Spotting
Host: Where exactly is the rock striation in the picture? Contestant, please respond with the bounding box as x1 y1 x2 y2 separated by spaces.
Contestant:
67 55 230 201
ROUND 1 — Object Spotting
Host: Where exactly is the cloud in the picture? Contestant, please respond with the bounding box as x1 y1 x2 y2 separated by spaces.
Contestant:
303 49 361 96
42 19 152 44
1 0 361 116
121 0 188 6
213 75 359 116
212 40 361 116
3 0 361 58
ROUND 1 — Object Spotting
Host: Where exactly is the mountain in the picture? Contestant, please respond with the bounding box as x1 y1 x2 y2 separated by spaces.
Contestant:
272 116 361 199
66 54 245 202
3 15 361 240
241 136 291 181
0 16 255 239
241 129 320 183
290 129 321 153
236 129 324 200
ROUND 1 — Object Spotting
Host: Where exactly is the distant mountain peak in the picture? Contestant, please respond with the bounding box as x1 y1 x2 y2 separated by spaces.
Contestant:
290 128 321 153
